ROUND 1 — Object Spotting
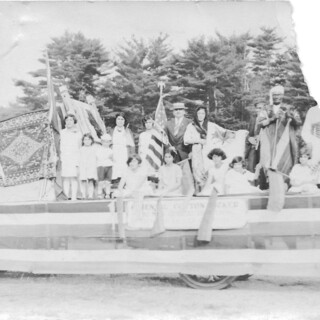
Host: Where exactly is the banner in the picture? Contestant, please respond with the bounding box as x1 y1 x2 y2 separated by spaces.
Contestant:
0 110 56 187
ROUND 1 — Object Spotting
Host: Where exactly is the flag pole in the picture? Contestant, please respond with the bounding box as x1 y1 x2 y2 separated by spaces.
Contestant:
158 81 166 165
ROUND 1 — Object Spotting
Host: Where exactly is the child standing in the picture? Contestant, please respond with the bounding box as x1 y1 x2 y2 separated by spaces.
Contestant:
96 134 113 199
79 133 97 199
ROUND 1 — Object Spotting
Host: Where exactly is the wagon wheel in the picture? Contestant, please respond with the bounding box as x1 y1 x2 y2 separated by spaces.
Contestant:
179 274 236 290
236 274 252 281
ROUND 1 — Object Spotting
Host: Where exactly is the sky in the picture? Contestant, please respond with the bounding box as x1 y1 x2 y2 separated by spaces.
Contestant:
0 1 318 108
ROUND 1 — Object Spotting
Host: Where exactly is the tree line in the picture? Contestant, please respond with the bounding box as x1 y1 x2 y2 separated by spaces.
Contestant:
2 27 316 135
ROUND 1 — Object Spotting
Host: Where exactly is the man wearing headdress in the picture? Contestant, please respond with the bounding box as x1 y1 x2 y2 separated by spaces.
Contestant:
259 85 302 180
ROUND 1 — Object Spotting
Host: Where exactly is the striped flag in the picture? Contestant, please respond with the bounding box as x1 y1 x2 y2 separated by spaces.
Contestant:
145 129 168 170
154 96 167 129
145 97 168 170
267 120 292 212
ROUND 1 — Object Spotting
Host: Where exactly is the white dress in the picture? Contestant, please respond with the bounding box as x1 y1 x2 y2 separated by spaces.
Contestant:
289 164 319 194
121 166 152 197
139 130 152 160
112 128 134 179
200 163 229 195
79 145 98 181
60 128 82 178
158 164 183 196
225 169 262 194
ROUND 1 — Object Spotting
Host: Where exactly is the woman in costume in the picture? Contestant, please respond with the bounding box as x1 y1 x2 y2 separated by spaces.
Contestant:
183 106 238 190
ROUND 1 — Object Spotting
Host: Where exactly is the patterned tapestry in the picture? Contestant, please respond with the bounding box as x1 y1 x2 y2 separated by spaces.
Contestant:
0 110 57 187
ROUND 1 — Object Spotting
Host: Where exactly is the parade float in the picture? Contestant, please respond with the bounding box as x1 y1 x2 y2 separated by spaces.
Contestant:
1 57 320 289
1 106 320 290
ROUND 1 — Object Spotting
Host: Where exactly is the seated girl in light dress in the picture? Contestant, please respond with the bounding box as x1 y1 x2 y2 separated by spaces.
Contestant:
79 133 98 199
158 149 183 197
199 148 229 195
289 150 319 194
225 156 262 194
114 154 152 198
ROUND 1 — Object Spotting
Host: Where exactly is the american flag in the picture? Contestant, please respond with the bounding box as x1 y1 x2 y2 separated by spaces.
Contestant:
154 97 167 129
146 97 168 170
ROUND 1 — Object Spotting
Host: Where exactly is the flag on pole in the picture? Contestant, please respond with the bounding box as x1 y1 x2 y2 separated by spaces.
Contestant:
145 97 168 170
45 51 60 134
45 51 65 200
145 129 168 170
154 96 167 129
178 159 195 196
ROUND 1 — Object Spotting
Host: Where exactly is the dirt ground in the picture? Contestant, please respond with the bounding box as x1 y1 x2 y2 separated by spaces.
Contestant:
1 273 320 320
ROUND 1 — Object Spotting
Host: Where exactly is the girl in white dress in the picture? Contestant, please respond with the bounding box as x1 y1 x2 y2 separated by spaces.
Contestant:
158 149 183 197
199 148 228 195
225 156 262 194
111 113 135 181
289 151 319 194
114 154 150 198
60 114 82 200
79 133 97 199
139 115 154 161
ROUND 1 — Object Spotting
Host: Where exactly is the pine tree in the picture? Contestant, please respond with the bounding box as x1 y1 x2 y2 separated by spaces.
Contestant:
14 31 109 111
274 48 317 118
96 34 173 134
248 27 283 101
163 34 252 130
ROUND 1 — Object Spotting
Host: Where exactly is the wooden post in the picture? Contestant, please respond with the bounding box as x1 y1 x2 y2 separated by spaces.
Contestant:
197 188 218 242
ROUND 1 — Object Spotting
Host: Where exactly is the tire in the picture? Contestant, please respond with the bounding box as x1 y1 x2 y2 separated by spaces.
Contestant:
236 274 253 281
179 274 236 290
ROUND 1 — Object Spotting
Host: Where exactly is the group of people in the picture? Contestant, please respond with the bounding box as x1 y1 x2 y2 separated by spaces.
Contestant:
59 111 185 200
59 85 320 200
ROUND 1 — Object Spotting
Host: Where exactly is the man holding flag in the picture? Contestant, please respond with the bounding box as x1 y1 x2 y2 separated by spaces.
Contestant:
259 84 302 211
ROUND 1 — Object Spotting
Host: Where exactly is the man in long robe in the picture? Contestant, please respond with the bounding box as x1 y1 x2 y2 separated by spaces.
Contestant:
259 85 301 179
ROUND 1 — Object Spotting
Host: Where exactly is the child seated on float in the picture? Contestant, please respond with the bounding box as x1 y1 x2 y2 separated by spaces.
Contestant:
114 154 152 198
96 133 113 199
158 149 183 197
79 133 97 199
225 156 262 194
199 148 229 195
288 150 319 194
